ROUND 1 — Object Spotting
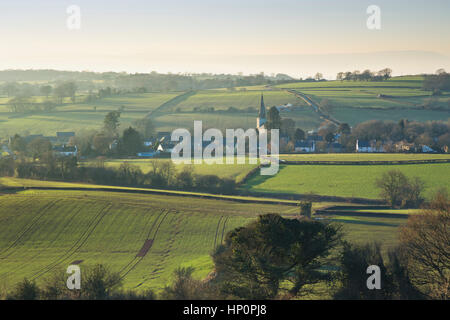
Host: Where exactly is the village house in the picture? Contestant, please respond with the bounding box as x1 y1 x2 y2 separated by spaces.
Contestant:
394 140 415 152
294 141 315 153
53 145 78 157
157 141 176 153
356 140 384 153
422 145 435 153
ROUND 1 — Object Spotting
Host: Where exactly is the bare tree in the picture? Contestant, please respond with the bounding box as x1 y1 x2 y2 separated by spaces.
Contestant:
375 170 409 207
399 190 450 299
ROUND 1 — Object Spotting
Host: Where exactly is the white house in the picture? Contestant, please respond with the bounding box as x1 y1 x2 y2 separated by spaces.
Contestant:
157 142 175 153
53 145 77 157
356 140 384 153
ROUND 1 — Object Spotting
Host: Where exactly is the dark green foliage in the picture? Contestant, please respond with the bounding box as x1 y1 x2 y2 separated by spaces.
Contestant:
81 264 122 300
103 111 121 136
294 128 305 142
334 242 423 300
266 107 281 130
299 201 312 218
133 118 155 140
119 126 143 156
161 267 220 300
213 214 342 299
6 278 40 300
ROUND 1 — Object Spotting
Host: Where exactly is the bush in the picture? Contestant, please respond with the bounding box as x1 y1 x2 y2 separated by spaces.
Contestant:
334 242 422 300
375 170 425 208
7 278 40 300
299 201 312 217
81 264 122 300
161 267 220 300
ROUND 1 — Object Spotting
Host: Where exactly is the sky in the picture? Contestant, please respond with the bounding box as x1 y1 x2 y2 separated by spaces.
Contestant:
1 0 449 78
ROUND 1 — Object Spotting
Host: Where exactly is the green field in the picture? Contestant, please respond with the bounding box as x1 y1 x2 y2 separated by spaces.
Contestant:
0 92 181 137
1 76 447 138
173 89 302 112
277 76 450 125
280 153 450 162
244 163 450 199
0 187 406 293
0 88 321 136
82 158 258 183
277 76 425 89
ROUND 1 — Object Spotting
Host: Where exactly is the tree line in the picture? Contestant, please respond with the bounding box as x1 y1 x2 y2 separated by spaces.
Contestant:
0 156 236 195
336 68 392 81
423 69 450 95
304 118 450 153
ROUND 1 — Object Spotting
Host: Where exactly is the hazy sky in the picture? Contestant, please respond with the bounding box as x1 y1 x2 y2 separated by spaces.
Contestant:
1 0 449 77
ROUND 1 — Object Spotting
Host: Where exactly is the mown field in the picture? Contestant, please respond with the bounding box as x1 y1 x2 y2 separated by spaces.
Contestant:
243 163 450 199
173 89 301 112
0 92 182 136
276 76 450 125
82 158 258 183
280 153 450 162
0 186 406 293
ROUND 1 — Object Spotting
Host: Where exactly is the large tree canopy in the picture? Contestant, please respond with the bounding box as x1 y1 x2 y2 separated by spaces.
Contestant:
212 214 342 299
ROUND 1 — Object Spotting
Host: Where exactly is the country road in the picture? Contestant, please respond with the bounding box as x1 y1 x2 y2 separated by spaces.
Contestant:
283 88 341 125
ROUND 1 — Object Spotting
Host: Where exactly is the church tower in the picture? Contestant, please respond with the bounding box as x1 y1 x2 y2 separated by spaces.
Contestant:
256 93 267 129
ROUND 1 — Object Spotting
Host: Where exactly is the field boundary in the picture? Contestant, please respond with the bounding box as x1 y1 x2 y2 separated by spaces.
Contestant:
283 88 341 125
281 159 450 165
3 185 302 206
147 90 197 117
3 184 387 205
315 205 410 219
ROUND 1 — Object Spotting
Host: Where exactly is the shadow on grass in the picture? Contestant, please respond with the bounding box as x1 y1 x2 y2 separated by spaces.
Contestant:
327 218 400 227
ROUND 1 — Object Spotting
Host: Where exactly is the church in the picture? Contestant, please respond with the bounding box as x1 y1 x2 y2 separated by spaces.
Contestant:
256 94 267 130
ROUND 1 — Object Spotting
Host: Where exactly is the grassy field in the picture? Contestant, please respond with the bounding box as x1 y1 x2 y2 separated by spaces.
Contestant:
326 107 450 126
0 187 406 293
0 92 180 136
340 208 421 215
81 158 258 183
152 107 322 132
1 76 447 138
243 163 450 199
0 88 322 136
173 89 302 112
280 153 450 162
276 76 450 124
277 76 425 89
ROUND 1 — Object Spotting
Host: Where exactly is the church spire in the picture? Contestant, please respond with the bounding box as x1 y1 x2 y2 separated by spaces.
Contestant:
259 93 266 118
